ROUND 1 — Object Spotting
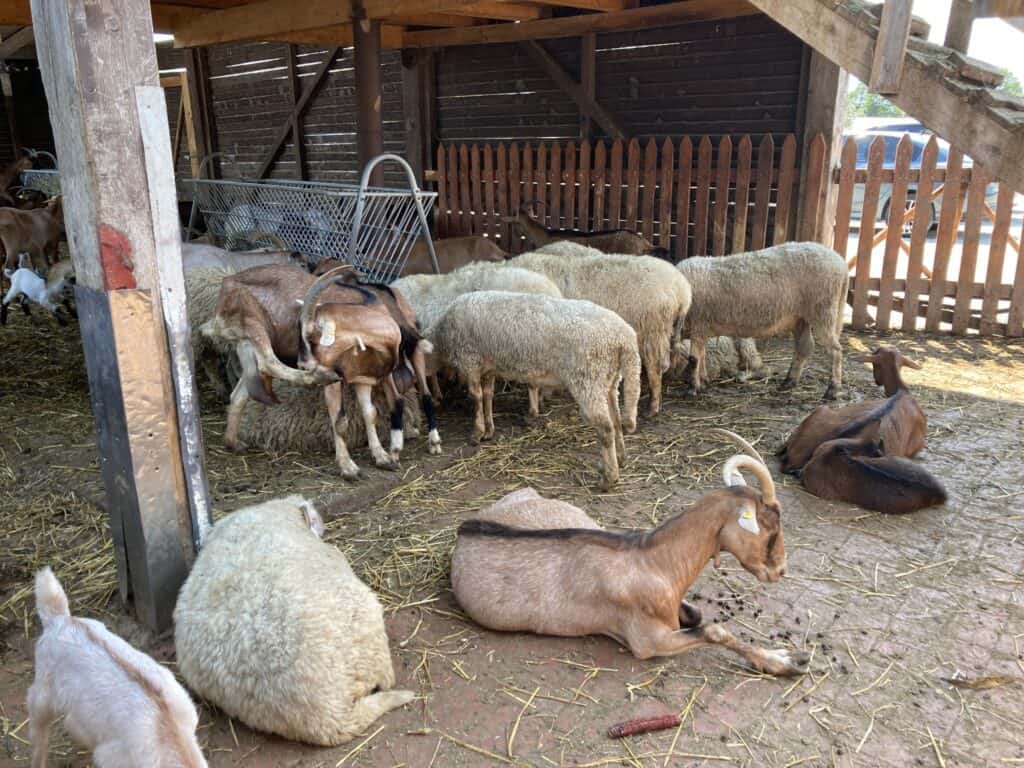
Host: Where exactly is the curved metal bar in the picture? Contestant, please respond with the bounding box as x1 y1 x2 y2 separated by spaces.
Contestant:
352 153 439 277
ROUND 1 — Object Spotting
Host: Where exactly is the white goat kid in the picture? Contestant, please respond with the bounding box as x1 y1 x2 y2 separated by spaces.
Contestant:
28 568 207 768
1 258 74 326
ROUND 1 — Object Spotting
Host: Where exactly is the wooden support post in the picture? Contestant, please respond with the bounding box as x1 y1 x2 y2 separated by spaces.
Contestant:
31 0 211 631
285 45 307 180
0 61 20 152
522 39 625 140
355 17 385 186
184 47 216 177
178 70 201 179
401 47 434 183
869 0 912 94
580 32 595 139
944 0 975 52
796 50 847 242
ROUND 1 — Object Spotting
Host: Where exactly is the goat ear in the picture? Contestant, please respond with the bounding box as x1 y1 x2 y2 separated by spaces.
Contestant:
737 505 760 535
298 500 325 539
318 317 336 346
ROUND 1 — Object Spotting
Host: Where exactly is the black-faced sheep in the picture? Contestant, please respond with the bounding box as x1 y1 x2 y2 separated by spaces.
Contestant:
174 495 415 746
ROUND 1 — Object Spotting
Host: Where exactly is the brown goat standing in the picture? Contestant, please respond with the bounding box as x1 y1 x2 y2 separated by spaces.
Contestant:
0 195 64 276
451 430 808 676
505 204 670 259
778 346 926 474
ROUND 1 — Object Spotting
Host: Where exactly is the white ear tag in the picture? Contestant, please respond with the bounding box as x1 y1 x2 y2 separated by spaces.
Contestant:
319 318 336 346
738 508 760 535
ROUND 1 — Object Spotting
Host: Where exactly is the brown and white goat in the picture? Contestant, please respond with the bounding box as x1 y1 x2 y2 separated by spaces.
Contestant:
800 437 947 514
505 204 668 258
202 265 438 479
0 195 64 276
450 430 808 676
0 155 32 207
778 346 926 474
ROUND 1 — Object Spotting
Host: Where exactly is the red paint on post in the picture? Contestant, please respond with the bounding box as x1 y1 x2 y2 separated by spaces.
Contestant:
98 225 137 290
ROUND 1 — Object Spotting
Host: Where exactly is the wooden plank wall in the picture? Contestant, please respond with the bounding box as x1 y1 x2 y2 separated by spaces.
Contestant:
434 15 804 144
435 132 821 260
833 133 1024 337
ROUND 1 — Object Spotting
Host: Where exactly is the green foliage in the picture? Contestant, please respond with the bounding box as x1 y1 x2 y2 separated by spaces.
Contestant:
997 69 1022 97
845 80 904 127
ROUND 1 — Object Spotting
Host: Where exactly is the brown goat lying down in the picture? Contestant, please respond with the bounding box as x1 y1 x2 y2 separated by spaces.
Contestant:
778 346 926 474
801 437 947 514
451 430 808 676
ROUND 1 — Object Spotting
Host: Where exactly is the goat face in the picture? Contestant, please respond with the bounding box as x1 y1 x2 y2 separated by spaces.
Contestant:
862 346 921 386
717 491 786 583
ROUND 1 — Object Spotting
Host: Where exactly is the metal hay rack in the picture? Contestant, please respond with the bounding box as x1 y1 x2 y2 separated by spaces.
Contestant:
189 153 438 283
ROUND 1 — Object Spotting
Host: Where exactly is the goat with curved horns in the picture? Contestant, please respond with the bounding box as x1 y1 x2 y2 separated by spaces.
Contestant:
778 346 927 474
504 202 672 260
450 428 808 676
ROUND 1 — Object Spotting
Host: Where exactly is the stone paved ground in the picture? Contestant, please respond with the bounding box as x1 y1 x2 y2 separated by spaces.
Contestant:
1 320 1022 767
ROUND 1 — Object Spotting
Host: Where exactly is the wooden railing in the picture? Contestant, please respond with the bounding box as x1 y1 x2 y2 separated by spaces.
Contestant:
435 133 827 259
833 133 1023 337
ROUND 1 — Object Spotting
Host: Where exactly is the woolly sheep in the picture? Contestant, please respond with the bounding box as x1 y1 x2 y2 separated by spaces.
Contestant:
510 241 691 416
185 265 237 400
238 380 423 455
676 242 848 400
30 568 207 768
174 495 414 746
669 337 766 384
425 290 640 489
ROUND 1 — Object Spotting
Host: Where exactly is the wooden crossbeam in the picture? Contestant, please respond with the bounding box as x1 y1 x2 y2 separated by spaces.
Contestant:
266 23 405 47
0 26 34 59
869 0 912 94
449 2 545 20
390 12 482 26
173 0 486 47
746 0 1024 193
257 46 341 178
0 0 203 31
521 40 625 140
540 0 628 9
404 0 758 47
973 0 1024 17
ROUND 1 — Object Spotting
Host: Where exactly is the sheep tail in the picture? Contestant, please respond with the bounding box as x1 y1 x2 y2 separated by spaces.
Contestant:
35 567 70 627
620 343 641 434
340 690 415 738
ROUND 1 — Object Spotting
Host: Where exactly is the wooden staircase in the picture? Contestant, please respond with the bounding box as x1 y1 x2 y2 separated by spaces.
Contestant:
748 0 1024 192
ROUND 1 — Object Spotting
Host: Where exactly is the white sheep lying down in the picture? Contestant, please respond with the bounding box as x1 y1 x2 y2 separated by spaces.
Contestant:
174 495 414 746
511 241 692 416
425 290 640 489
29 568 207 768
677 242 848 400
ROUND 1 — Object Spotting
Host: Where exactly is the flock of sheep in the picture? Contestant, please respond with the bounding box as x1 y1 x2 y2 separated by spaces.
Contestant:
8 196 952 766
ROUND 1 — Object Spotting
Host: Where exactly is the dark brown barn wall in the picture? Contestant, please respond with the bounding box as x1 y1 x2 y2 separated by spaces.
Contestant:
434 15 804 146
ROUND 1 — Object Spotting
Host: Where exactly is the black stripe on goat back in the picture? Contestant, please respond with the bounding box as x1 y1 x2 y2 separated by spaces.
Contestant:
457 519 650 550
834 396 899 440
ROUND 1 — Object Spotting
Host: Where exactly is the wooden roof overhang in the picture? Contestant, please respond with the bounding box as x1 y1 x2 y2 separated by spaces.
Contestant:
0 0 759 49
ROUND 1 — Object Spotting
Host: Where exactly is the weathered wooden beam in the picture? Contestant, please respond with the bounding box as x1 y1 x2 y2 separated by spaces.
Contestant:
184 47 217 177
177 70 201 178
390 12 481 26
256 46 341 178
973 0 1024 17
869 0 912 94
797 49 848 242
0 62 20 150
173 0 483 47
265 23 405 48
746 0 1024 192
401 48 434 182
285 45 306 180
404 0 757 46
0 0 203 31
31 0 209 631
944 0 974 52
540 0 627 9
0 25 34 58
580 32 595 139
355 19 385 186
448 2 544 20
521 39 625 140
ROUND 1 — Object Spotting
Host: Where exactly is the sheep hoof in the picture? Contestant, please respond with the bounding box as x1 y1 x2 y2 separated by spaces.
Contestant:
759 648 811 677
389 449 402 463
777 377 796 392
340 465 363 482
822 383 839 401
376 457 401 472
225 438 247 454
428 442 442 455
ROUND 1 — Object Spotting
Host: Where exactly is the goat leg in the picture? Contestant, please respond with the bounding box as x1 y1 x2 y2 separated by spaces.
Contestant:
324 382 362 481
355 382 399 471
20 295 32 316
700 624 809 677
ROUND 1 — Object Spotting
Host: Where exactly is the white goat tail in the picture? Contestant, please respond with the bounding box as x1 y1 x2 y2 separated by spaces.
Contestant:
35 567 70 626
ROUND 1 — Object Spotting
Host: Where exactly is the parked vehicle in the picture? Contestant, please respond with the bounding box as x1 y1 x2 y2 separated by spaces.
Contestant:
846 130 999 233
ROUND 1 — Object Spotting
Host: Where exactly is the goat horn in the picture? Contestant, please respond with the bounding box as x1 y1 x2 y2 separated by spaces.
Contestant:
298 265 358 361
709 428 767 466
35 151 57 168
722 455 777 508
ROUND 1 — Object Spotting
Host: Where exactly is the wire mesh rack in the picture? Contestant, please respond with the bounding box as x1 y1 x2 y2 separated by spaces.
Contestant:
189 154 438 283
20 169 61 197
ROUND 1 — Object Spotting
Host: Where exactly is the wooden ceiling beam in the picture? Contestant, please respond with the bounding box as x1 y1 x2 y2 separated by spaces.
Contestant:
0 26 34 59
390 12 482 26
447 2 545 21
173 0 484 47
403 0 758 47
0 0 204 32
266 23 406 48
536 0 628 10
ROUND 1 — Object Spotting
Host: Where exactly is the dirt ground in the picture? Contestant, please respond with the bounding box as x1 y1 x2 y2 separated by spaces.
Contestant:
2 312 1023 768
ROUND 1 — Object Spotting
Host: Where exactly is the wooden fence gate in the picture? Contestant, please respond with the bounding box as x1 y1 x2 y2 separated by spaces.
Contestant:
435 133 827 261
832 133 1023 337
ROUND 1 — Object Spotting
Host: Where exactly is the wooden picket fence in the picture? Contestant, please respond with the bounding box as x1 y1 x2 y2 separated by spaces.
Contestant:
434 133 827 260
834 133 1024 337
